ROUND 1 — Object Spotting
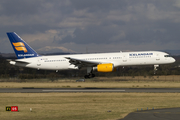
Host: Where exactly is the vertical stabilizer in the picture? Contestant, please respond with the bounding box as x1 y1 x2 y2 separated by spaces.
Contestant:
7 32 39 59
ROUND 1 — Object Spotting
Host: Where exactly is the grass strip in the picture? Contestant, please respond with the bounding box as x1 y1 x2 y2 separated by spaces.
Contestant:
0 93 180 120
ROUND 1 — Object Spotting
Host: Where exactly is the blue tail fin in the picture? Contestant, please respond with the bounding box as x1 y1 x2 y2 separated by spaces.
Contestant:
7 32 39 59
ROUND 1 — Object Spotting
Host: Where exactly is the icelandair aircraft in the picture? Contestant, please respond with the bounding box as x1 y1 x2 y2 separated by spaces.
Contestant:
7 32 175 78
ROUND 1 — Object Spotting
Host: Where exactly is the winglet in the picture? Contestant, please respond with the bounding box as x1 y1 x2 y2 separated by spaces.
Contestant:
7 32 40 59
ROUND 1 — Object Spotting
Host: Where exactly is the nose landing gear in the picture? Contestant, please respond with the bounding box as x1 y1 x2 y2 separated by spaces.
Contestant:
154 65 159 74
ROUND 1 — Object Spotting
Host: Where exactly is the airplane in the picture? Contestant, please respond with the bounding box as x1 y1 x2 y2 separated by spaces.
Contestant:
7 32 176 78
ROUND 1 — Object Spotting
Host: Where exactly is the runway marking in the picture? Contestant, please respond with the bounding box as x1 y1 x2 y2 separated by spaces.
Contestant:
42 90 126 92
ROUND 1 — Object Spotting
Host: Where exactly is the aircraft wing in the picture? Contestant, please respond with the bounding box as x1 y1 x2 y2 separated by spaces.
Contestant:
65 57 101 68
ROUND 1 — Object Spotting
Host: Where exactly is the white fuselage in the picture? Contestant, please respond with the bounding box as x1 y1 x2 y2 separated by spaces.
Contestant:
10 51 175 71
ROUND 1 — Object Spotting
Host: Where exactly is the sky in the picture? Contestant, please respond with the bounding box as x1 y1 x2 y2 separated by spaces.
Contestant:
1 0 180 54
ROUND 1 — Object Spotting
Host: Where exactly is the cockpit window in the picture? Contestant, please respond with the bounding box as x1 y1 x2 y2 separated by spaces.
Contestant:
164 55 171 57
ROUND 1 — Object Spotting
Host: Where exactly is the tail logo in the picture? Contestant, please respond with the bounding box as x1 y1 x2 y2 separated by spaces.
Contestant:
13 42 28 53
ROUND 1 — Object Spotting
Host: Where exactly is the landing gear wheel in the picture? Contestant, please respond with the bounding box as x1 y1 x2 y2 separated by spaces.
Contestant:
84 75 89 79
84 74 95 79
92 74 95 78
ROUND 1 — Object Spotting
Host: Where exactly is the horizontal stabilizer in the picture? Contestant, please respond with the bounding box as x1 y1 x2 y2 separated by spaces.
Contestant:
7 59 31 65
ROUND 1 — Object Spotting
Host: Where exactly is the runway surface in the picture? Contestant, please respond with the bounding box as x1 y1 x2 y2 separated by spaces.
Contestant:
120 107 180 120
1 88 180 93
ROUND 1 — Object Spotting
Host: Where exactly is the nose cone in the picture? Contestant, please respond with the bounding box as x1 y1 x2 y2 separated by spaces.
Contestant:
171 57 176 63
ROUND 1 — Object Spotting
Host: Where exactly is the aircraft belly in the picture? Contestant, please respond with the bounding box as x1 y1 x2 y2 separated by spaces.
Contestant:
40 62 69 70
123 58 157 66
25 62 38 69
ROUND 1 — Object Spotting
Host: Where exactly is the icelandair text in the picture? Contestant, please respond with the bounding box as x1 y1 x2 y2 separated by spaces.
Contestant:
18 54 34 57
129 53 153 56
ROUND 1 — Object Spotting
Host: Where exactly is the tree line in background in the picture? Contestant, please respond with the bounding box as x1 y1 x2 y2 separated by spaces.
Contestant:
0 55 180 80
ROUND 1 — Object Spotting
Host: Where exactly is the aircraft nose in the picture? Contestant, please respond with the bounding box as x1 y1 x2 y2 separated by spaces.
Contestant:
172 58 176 63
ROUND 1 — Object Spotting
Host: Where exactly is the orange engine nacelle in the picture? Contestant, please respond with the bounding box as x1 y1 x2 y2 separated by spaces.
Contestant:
97 63 115 72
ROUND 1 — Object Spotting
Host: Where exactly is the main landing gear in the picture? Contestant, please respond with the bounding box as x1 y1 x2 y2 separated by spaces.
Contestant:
84 73 95 79
84 67 95 79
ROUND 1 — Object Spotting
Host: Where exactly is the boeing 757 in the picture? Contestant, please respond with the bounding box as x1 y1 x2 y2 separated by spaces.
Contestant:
7 32 175 78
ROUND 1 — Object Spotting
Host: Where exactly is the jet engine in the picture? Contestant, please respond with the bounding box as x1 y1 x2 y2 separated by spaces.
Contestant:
97 63 114 72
